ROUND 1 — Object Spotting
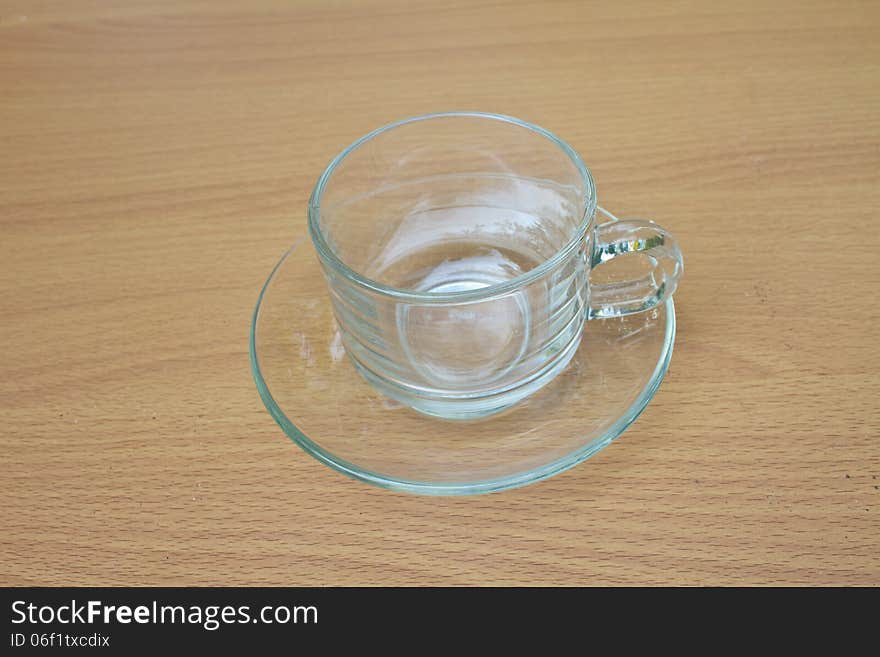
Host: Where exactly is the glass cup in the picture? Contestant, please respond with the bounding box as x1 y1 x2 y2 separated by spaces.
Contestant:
308 112 682 420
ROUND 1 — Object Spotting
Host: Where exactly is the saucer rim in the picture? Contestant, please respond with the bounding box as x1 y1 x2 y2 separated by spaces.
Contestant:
250 243 676 496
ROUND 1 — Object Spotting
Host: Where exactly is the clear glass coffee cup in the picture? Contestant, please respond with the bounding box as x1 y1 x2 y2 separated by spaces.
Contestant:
308 112 682 420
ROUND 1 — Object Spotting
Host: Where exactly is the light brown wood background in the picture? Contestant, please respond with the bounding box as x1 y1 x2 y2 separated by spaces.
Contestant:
2 0 878 586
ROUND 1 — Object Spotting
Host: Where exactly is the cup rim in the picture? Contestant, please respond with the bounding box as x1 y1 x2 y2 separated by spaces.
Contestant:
307 111 597 303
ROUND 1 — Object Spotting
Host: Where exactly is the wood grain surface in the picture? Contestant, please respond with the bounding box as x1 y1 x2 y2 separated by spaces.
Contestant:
1 0 878 586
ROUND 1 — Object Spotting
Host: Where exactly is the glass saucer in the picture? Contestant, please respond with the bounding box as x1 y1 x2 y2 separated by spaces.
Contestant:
250 239 676 495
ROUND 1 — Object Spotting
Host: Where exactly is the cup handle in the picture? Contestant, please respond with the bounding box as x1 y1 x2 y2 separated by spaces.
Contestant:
587 206 684 319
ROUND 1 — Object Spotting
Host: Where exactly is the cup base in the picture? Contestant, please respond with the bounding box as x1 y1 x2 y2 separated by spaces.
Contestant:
349 331 583 421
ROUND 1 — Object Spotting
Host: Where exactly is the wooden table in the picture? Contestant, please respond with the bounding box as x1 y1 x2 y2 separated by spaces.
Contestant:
2 0 877 586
